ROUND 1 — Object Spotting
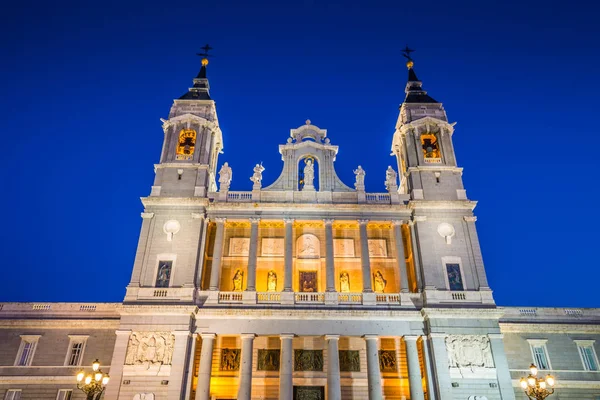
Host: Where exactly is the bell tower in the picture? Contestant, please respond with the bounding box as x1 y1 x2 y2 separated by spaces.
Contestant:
391 53 466 201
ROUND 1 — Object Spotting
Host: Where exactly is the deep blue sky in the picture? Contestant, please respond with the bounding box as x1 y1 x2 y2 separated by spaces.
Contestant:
2 0 599 307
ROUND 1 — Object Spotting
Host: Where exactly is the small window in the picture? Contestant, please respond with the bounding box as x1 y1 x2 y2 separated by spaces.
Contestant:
64 336 88 366
4 390 21 400
528 340 551 370
56 390 72 400
575 340 599 371
175 129 196 160
445 263 464 291
155 261 173 288
14 335 40 366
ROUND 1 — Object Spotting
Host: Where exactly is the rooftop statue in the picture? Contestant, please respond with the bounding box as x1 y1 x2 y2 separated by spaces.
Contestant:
250 163 265 189
218 162 232 191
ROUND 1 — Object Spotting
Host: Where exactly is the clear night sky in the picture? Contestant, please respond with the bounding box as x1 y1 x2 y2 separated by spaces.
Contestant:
2 0 599 307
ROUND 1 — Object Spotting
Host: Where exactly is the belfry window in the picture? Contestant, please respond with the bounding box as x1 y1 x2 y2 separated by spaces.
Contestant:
445 263 464 291
175 129 196 160
421 133 441 163
155 261 173 288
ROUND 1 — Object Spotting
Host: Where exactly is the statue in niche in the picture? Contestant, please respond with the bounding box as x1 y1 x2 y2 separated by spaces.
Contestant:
125 332 175 368
218 162 232 191
445 335 494 368
353 165 366 190
384 166 398 191
373 270 387 293
232 269 244 291
155 261 172 288
257 349 280 371
339 271 350 293
303 158 315 189
267 270 277 292
220 348 241 371
250 163 265 188
339 350 360 372
378 350 397 372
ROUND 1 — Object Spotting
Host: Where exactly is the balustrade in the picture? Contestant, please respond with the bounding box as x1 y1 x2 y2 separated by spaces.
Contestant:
337 293 363 304
294 292 325 304
218 291 243 303
257 292 281 303
375 293 401 304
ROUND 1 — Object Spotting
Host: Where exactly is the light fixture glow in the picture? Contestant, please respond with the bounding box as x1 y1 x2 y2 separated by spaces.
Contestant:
546 375 555 387
92 359 100 371
85 375 92 385
76 371 85 382
520 378 528 389
102 375 110 385
95 372 102 382
529 363 538 376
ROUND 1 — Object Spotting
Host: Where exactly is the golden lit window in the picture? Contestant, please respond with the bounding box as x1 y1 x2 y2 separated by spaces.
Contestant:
176 129 196 160
420 133 441 162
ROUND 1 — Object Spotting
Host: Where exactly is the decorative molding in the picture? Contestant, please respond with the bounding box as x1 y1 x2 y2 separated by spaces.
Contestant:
464 216 477 222
323 218 335 225
249 217 261 224
437 223 456 244
140 212 155 219
214 217 227 224
125 332 175 367
283 217 295 224
225 220 250 228
191 213 205 219
163 220 181 242
413 215 427 222
357 219 370 225
445 335 494 368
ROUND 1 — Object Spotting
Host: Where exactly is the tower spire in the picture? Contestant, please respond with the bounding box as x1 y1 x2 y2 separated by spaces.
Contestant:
179 45 213 100
400 46 438 104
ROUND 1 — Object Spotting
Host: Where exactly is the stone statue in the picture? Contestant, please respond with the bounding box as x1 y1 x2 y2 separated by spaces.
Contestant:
385 166 397 192
250 163 265 189
353 165 366 190
125 332 175 368
218 162 232 191
445 335 495 368
373 270 387 293
340 271 350 293
303 159 315 189
267 270 277 292
232 269 243 292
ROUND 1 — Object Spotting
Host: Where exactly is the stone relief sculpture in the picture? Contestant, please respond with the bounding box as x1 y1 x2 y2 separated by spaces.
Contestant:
303 159 315 190
384 166 398 192
232 269 244 292
267 270 277 292
445 335 494 368
250 163 265 189
229 238 250 256
339 271 350 293
373 271 387 293
261 238 284 256
220 348 241 371
294 349 323 371
339 350 360 372
333 238 354 257
125 332 175 369
218 162 232 191
296 234 320 258
353 165 366 190
257 349 280 371
133 394 155 400
368 239 387 258
378 350 397 372
294 386 324 400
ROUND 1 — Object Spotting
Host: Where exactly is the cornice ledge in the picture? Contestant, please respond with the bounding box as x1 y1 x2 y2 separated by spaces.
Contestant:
119 304 198 316
154 163 209 170
499 322 600 334
421 307 504 320
408 200 477 211
141 197 209 207
161 113 219 133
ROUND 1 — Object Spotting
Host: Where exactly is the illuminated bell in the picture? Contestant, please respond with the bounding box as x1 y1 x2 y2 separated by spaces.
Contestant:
426 146 433 153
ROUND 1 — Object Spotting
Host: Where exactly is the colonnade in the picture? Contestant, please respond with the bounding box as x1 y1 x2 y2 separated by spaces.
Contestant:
207 218 413 293
193 334 428 400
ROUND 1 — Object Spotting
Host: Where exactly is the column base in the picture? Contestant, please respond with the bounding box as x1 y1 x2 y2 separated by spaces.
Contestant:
362 292 377 306
324 291 338 305
280 291 295 305
242 291 257 304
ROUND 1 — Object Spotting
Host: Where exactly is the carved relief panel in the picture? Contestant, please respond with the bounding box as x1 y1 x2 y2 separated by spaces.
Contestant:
445 335 494 368
296 234 320 258
368 239 387 257
261 238 284 256
378 350 397 372
220 348 241 371
257 349 280 371
339 350 360 372
333 239 355 257
125 332 175 367
294 350 323 371
229 238 250 256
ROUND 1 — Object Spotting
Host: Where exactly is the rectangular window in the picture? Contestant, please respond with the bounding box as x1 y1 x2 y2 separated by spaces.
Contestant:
445 263 464 291
14 335 40 366
64 336 88 366
56 390 72 400
4 390 21 400
155 260 173 288
532 345 549 369
575 340 599 371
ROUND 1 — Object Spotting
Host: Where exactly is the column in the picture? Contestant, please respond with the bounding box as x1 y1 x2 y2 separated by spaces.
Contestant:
103 330 131 399
358 219 373 292
325 335 342 400
184 333 198 399
363 335 383 400
209 218 226 291
279 334 294 400
488 333 517 400
324 219 335 292
283 218 294 292
404 336 425 400
195 333 216 400
409 220 423 291
237 334 256 400
392 220 410 293
246 217 260 291
168 331 193 398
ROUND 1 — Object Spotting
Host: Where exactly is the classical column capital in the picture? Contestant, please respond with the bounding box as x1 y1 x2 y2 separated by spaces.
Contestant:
362 334 379 341
280 333 295 340
141 212 155 219
200 333 216 340
283 217 295 224
249 217 261 224
240 333 257 340
215 217 227 224
428 333 446 339
357 218 370 225
323 218 335 225
191 212 206 220
487 333 504 340
391 219 408 226
403 335 420 341
463 216 477 222
413 215 427 222
324 334 340 341
115 329 133 336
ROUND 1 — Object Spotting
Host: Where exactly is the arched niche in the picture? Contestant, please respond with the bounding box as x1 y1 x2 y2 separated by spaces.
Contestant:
298 155 319 191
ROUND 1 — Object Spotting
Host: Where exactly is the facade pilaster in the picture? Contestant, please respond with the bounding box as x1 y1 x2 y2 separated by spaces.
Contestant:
209 218 226 291
358 219 373 292
325 335 342 400
103 330 131 399
404 336 425 400
421 335 437 400
463 216 490 290
392 220 410 293
184 333 198 399
428 333 452 399
168 331 192 399
237 333 256 400
409 218 424 291
279 334 294 400
195 333 216 400
363 335 383 400
324 219 335 292
195 216 209 287
246 218 260 291
129 212 155 287
283 218 294 292
489 333 516 400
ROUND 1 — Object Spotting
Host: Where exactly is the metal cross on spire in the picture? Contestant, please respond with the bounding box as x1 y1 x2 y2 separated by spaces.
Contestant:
401 45 415 61
196 44 213 59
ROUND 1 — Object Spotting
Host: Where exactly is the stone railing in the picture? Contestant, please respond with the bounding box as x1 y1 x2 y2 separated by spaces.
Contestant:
134 287 195 302
424 290 495 306
218 291 244 303
295 293 325 304
0 302 119 316
208 190 410 205
375 293 401 304
227 191 253 202
365 193 391 204
257 292 281 303
337 293 363 304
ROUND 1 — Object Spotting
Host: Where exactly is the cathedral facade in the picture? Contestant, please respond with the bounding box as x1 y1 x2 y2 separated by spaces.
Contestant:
1 56 599 400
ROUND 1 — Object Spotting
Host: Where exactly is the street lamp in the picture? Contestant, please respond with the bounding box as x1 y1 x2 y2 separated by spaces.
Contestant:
76 359 110 400
519 363 556 400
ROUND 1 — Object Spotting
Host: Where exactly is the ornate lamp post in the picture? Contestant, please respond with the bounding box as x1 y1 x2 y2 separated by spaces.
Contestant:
519 363 556 400
76 359 110 400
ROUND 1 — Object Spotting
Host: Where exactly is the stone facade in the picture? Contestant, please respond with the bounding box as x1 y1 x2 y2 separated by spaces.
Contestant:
1 59 599 400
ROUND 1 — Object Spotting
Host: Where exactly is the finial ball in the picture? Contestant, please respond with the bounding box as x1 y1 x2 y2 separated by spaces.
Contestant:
406 60 414 69
305 119 311 125
201 58 209 66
